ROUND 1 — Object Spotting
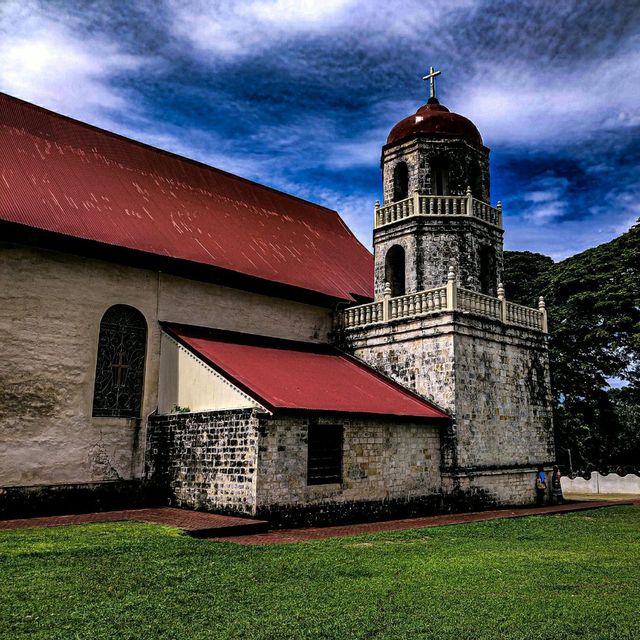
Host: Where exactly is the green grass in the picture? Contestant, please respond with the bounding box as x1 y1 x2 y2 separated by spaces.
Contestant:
1 506 639 640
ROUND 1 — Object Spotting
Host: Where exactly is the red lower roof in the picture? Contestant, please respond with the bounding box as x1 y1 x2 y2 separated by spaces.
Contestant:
165 324 448 420
0 92 373 303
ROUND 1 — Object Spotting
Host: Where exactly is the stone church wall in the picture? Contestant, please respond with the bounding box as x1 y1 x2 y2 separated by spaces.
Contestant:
0 242 332 505
255 414 442 525
146 409 260 515
341 311 554 507
452 316 554 471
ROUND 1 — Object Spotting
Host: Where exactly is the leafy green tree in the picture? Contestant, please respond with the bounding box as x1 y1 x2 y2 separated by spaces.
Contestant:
504 222 640 469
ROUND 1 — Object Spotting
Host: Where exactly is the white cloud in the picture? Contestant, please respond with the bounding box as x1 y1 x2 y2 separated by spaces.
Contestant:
520 175 570 224
0 0 148 126
167 0 357 58
167 0 475 60
455 50 640 147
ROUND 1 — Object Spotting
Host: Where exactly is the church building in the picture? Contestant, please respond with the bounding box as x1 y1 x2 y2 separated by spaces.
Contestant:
0 70 555 525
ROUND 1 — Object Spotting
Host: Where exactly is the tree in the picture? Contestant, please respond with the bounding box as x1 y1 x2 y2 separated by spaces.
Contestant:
504 222 640 469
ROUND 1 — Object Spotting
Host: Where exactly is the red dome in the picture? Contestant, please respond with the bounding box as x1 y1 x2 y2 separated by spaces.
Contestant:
386 98 483 146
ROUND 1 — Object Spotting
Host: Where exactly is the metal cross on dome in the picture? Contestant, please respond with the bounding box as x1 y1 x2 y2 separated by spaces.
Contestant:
422 66 441 99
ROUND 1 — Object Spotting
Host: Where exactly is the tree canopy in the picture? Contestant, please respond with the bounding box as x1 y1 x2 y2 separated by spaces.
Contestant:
503 222 640 470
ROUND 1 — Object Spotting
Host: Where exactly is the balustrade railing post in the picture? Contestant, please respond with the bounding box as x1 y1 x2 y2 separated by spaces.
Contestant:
374 200 380 228
446 265 457 311
413 190 420 218
538 296 548 333
497 282 506 323
383 282 391 322
496 200 502 227
466 186 473 217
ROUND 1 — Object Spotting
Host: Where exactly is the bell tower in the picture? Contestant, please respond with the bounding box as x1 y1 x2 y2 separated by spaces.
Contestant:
374 67 503 299
339 68 555 510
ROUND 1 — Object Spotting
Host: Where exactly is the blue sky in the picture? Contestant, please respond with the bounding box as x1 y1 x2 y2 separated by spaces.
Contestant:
1 0 638 259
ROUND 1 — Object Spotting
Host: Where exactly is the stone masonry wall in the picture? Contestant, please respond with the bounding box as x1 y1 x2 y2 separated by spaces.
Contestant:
341 312 554 506
0 242 332 491
146 409 261 515
256 414 442 523
452 316 554 471
381 138 490 204
374 217 503 298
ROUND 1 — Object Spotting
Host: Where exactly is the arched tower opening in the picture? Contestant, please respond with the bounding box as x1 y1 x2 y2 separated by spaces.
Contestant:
385 245 406 297
430 157 449 195
392 162 409 202
479 244 497 296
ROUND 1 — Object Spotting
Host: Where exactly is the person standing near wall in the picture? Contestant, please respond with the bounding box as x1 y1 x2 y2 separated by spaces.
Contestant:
536 465 547 506
551 465 564 504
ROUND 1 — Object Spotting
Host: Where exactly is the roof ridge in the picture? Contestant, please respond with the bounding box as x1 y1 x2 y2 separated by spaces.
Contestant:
161 322 331 352
0 90 340 216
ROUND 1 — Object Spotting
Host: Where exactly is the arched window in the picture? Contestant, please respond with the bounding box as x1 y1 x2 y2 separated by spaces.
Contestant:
393 162 409 202
479 245 497 296
92 305 147 418
431 158 449 195
385 245 406 297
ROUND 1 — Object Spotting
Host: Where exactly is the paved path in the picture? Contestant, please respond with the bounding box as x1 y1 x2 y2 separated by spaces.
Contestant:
0 507 269 537
213 499 638 544
1 500 636 543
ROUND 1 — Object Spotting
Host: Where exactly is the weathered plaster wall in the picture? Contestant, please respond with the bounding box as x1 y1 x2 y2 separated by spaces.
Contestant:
0 242 332 490
255 414 441 523
146 409 260 515
157 333 263 414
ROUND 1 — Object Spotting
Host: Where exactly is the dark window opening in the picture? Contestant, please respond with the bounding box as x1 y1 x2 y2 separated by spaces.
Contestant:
92 305 147 418
468 161 484 200
307 424 343 485
431 159 449 195
384 245 406 297
479 245 497 295
392 162 409 202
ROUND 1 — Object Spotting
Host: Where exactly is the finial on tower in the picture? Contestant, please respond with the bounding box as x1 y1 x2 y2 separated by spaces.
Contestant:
422 66 441 100
447 263 456 282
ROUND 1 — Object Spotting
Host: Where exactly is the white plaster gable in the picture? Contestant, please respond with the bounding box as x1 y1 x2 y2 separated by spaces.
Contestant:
158 332 266 415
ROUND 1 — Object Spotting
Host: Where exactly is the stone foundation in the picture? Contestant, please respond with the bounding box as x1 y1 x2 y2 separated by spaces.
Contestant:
0 480 158 519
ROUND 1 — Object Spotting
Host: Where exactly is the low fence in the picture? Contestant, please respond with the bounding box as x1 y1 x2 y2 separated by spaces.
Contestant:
561 471 640 495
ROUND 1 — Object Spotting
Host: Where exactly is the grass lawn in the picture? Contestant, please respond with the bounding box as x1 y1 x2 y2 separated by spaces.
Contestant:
1 506 639 640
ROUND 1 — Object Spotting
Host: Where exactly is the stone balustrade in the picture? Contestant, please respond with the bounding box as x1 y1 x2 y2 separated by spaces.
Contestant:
388 287 448 321
341 269 547 333
375 188 502 229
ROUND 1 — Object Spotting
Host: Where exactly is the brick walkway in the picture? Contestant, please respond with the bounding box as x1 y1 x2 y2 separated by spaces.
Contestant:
1 500 636 544
0 507 269 537
213 499 638 544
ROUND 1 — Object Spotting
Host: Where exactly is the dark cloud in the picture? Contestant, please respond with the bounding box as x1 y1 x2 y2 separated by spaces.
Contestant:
1 0 638 257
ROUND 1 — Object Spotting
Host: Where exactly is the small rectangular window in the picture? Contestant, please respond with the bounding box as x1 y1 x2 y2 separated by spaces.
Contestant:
307 424 343 485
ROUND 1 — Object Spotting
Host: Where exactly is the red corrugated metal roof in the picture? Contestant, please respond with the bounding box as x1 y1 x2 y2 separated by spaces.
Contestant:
0 92 373 302
165 324 449 419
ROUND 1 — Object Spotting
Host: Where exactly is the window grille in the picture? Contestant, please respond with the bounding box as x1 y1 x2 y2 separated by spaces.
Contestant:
92 305 147 418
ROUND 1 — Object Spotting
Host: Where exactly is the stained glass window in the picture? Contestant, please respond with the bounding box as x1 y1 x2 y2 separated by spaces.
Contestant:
92 305 147 418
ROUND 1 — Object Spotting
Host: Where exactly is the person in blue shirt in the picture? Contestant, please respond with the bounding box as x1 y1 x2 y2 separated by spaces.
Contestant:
535 465 547 506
